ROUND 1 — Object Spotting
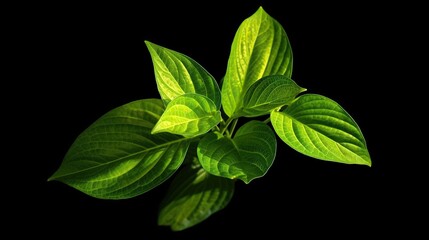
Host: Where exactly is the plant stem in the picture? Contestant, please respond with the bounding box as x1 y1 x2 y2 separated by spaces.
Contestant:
220 117 235 135
213 125 221 132
263 117 271 124
228 118 239 137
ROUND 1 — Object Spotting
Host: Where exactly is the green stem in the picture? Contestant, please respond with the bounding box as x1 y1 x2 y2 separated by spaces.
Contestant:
220 117 234 135
213 125 221 132
228 119 239 137
263 117 271 124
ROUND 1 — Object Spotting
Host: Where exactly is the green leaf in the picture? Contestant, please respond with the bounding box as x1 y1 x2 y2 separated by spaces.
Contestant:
48 99 191 199
221 6 293 117
197 121 277 183
240 75 306 117
145 41 221 108
158 166 234 231
270 94 371 166
152 93 222 138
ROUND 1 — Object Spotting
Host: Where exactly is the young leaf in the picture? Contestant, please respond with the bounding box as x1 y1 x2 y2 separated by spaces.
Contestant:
145 41 221 108
158 166 234 231
48 99 191 199
270 94 371 166
221 6 293 117
152 93 222 138
197 121 277 183
239 75 306 117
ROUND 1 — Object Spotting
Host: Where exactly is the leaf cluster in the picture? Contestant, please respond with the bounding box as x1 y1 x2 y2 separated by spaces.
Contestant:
49 7 371 231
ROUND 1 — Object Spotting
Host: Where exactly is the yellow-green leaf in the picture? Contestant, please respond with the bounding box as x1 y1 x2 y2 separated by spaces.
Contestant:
221 6 293 117
239 75 306 117
152 93 222 138
145 41 221 108
271 94 371 166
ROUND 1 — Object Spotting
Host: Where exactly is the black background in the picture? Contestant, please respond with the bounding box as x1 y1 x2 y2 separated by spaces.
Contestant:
9 0 420 238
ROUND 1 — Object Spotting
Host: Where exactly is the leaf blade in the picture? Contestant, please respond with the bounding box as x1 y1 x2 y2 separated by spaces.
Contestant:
197 121 277 183
152 93 222 138
221 6 293 117
158 166 234 231
271 94 371 166
240 75 306 117
145 41 221 108
49 99 191 199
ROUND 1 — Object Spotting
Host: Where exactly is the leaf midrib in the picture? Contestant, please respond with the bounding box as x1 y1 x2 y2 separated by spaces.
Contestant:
281 112 367 160
50 137 189 180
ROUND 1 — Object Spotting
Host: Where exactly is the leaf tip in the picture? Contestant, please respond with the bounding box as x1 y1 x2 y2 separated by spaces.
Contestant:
47 175 56 182
360 153 372 167
236 175 253 184
151 127 160 135
365 160 372 167
144 40 156 50
242 179 252 184
256 6 269 16
354 155 371 167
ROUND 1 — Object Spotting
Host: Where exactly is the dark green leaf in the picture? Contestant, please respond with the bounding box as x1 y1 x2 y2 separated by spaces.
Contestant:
48 99 191 199
158 166 234 231
197 121 277 183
